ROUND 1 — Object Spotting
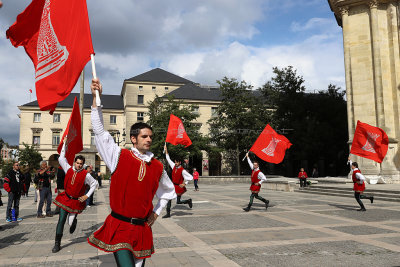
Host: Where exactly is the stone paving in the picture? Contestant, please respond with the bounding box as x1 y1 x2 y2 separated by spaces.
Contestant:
1 182 400 266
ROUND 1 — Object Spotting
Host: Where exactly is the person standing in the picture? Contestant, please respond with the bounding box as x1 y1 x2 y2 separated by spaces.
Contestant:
87 79 176 267
34 161 53 218
85 165 96 207
298 168 308 188
54 166 65 215
23 167 32 197
163 144 193 219
243 153 269 212
193 168 199 191
4 161 23 222
51 138 98 253
349 158 374 211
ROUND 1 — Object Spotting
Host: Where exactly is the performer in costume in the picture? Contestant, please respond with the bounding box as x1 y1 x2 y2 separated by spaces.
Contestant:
162 144 193 219
52 138 98 253
349 158 373 211
87 79 176 267
243 152 269 212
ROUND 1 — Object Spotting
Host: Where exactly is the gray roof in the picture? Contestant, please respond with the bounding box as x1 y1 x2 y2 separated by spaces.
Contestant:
125 68 193 84
165 83 223 101
21 93 123 110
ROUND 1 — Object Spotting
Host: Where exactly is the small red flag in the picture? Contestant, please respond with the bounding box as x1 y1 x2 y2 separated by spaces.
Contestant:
166 114 192 147
350 120 388 163
29 89 33 93
250 124 292 164
6 0 94 114
57 97 83 165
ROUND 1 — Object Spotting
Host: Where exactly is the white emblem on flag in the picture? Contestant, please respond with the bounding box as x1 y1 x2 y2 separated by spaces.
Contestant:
361 132 380 153
177 123 185 139
36 0 69 82
262 137 281 156
65 125 77 153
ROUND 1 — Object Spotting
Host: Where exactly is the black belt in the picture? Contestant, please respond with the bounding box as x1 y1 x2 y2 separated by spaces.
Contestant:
111 211 146 225
252 183 261 186
65 192 79 200
173 182 182 186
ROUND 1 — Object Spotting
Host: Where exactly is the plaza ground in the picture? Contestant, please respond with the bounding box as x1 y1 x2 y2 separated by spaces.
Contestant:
0 182 400 266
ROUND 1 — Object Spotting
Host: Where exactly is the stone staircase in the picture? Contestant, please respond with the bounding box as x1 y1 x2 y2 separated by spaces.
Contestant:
295 184 400 202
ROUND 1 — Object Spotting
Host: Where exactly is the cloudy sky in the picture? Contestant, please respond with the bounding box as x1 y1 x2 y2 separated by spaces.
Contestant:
0 0 344 145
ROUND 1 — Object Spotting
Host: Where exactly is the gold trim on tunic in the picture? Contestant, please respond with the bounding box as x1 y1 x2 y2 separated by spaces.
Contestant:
53 199 84 214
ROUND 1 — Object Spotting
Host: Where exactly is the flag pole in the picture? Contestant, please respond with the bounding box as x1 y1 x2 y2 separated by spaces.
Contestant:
79 69 84 139
91 54 101 106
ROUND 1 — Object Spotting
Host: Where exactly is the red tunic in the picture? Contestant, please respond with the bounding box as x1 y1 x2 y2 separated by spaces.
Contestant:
352 169 365 192
172 166 186 196
298 171 308 179
88 149 164 259
250 169 261 193
53 168 87 214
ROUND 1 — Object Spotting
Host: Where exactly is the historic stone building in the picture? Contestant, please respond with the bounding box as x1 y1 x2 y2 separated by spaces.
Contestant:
329 0 400 182
18 68 221 175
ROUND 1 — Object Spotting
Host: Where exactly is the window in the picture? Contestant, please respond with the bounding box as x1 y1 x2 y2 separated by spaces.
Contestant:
137 112 144 122
152 86 156 91
33 113 41 122
91 132 95 146
52 132 60 146
192 106 199 114
110 115 117 125
53 113 60 123
211 107 218 117
33 136 40 145
138 95 144 104
165 87 169 91
139 85 143 91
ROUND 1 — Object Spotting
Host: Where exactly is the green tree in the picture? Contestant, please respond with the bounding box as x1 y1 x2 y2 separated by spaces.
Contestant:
209 77 272 175
1 160 14 177
146 95 209 165
18 143 43 171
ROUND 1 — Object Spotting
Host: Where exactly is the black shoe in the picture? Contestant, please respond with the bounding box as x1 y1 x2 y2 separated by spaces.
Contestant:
357 208 366 211
69 216 77 234
46 213 53 217
188 199 193 209
265 200 270 210
243 207 250 212
52 234 62 253
162 213 171 219
370 197 374 204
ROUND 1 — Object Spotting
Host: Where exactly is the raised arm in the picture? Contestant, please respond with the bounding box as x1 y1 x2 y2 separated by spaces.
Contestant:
247 155 254 170
164 145 175 169
58 140 71 172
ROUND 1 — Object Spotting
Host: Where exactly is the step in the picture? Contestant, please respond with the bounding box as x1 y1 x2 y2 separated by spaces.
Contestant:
295 189 400 202
305 185 400 195
299 187 400 199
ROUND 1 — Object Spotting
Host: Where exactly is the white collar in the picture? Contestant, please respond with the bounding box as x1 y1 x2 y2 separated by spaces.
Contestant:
73 166 84 172
131 147 154 163
254 168 259 171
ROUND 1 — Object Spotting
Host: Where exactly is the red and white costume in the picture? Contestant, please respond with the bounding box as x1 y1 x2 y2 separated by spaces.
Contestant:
247 157 266 193
166 154 193 196
352 168 366 192
54 143 98 214
87 107 176 259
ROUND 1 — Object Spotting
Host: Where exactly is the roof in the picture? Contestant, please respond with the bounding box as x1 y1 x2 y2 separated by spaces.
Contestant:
164 83 223 101
125 68 193 84
20 93 124 110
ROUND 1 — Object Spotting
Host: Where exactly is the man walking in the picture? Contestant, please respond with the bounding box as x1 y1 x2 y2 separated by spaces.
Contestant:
4 162 23 222
52 138 98 253
34 161 53 218
243 152 269 212
162 144 193 218
193 168 199 191
87 79 176 267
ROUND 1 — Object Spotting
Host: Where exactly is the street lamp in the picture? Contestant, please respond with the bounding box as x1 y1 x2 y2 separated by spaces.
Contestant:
115 129 126 146
116 131 121 146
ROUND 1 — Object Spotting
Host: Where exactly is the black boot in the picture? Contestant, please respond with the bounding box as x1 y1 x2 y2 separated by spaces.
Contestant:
265 200 270 210
188 199 193 209
243 204 251 212
52 234 62 253
162 211 171 218
370 196 374 204
69 216 77 234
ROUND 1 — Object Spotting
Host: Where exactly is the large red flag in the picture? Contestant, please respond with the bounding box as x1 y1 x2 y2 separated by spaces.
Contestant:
166 114 192 148
57 97 83 165
250 124 292 164
6 0 94 114
350 120 388 163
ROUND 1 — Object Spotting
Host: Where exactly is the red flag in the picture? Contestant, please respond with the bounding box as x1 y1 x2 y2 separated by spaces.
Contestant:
166 114 192 147
250 124 292 164
6 0 94 114
29 89 33 93
57 97 83 165
350 120 388 163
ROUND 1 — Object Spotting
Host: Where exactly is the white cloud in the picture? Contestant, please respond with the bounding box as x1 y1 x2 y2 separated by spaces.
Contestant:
291 18 333 32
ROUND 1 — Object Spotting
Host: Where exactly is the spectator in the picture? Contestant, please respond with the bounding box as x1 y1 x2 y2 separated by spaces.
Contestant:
34 161 53 218
23 167 32 197
4 161 23 222
298 168 308 188
85 165 96 207
96 170 102 188
193 168 199 191
312 167 318 178
54 166 65 215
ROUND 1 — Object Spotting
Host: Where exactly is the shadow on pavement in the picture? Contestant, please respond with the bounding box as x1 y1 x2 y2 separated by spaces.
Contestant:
329 203 357 211
0 232 28 248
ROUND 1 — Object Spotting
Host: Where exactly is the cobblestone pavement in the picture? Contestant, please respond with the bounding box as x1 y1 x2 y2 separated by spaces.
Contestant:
1 183 400 266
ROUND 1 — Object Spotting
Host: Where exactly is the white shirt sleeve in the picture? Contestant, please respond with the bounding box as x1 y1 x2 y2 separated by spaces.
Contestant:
165 154 175 169
247 157 254 170
182 169 193 184
258 172 267 184
153 170 177 215
91 107 121 173
58 143 71 172
84 173 99 197
355 172 365 183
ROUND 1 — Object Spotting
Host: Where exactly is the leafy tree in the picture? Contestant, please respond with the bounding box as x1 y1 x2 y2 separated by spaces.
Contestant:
18 143 43 171
1 160 14 177
208 77 272 175
146 95 209 168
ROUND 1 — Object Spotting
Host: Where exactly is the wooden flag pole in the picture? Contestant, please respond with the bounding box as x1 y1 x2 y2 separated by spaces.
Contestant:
91 54 101 106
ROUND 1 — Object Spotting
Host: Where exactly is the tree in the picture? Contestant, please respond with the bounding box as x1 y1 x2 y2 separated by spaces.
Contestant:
208 77 272 175
18 143 43 171
146 95 209 168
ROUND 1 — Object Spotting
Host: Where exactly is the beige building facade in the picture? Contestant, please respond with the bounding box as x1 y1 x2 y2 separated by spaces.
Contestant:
329 0 400 182
18 68 221 175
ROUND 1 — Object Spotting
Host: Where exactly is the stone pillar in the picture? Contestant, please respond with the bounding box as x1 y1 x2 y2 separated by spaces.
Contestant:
202 150 209 176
